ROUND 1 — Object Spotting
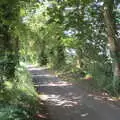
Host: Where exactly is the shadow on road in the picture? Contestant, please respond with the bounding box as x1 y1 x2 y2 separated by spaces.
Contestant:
28 65 120 120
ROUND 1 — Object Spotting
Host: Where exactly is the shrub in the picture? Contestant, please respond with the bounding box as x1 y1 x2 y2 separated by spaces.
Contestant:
0 64 40 120
86 61 114 94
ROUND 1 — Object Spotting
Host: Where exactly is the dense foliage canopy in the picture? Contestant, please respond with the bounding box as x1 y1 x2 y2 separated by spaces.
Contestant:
0 0 120 119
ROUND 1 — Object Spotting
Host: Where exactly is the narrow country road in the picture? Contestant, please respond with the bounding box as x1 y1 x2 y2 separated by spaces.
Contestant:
28 65 120 120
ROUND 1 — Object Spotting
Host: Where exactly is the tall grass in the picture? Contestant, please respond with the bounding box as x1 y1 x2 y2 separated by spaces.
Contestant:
0 64 39 120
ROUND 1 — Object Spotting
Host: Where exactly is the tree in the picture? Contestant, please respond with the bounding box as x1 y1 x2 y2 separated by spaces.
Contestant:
0 1 20 79
0 0 37 80
103 0 120 92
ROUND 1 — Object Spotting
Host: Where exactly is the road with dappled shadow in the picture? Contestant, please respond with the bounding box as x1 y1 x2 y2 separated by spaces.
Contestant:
28 65 120 120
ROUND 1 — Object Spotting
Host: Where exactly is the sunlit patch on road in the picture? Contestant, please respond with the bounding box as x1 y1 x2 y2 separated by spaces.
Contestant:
39 94 49 101
45 94 82 107
81 113 89 117
34 81 72 87
32 74 56 78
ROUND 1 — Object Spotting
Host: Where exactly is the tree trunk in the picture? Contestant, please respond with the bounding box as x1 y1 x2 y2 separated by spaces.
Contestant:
56 36 65 68
39 40 48 66
3 26 17 79
76 49 83 68
103 0 120 93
